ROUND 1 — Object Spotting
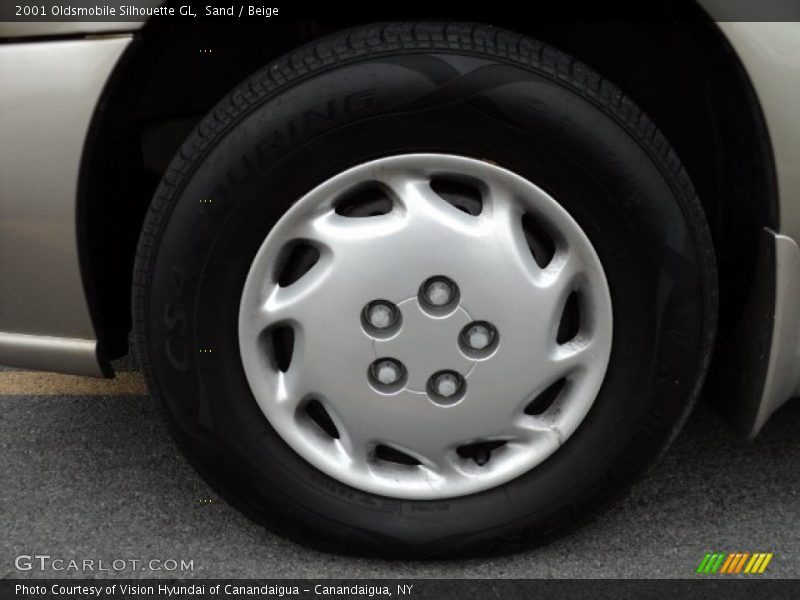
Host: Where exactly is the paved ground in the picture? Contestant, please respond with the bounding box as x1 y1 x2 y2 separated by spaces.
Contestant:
1 359 798 579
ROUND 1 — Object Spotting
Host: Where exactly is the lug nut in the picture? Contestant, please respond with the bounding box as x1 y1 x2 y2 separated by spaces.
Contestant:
430 371 463 399
462 322 497 351
371 359 405 386
420 276 458 309
425 280 453 306
365 301 397 330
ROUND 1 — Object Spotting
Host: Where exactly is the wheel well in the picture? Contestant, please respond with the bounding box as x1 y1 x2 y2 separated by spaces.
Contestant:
78 12 777 365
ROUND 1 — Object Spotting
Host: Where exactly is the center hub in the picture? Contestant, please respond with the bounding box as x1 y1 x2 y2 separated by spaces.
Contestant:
371 297 474 394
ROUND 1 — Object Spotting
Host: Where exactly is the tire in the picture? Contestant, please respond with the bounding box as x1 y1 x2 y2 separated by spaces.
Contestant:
133 22 717 558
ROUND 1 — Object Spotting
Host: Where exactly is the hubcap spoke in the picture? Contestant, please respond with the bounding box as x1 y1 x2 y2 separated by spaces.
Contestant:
488 195 535 280
539 248 584 326
391 177 484 236
307 210 408 252
549 336 599 378
509 419 563 450
255 255 334 326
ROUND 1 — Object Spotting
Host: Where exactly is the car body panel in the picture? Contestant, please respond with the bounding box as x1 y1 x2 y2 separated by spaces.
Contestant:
716 23 800 257
0 22 143 38
712 22 800 432
0 36 131 376
758 233 800 432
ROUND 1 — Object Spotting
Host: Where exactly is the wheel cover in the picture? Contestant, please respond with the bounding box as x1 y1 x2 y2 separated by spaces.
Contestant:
239 154 613 499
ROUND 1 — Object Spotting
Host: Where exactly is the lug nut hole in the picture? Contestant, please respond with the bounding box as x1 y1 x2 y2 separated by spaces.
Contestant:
459 321 499 359
427 370 466 405
419 276 460 315
368 358 407 394
362 300 401 338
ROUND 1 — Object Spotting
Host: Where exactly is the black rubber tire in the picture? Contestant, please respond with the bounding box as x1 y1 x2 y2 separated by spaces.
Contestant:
133 22 717 558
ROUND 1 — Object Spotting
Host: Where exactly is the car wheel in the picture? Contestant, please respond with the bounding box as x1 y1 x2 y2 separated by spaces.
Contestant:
133 22 717 557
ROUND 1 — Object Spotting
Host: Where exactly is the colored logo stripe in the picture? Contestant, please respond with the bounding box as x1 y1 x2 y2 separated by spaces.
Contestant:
744 553 774 574
696 553 726 574
718 553 736 573
719 553 748 573
697 552 773 574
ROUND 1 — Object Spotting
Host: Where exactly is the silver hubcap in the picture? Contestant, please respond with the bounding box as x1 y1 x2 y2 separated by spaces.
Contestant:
239 154 612 499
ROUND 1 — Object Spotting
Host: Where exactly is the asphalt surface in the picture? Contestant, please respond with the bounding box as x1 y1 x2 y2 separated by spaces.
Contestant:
1 359 799 579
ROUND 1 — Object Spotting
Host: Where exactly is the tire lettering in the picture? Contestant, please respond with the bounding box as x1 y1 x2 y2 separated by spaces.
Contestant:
215 88 378 213
162 264 193 372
